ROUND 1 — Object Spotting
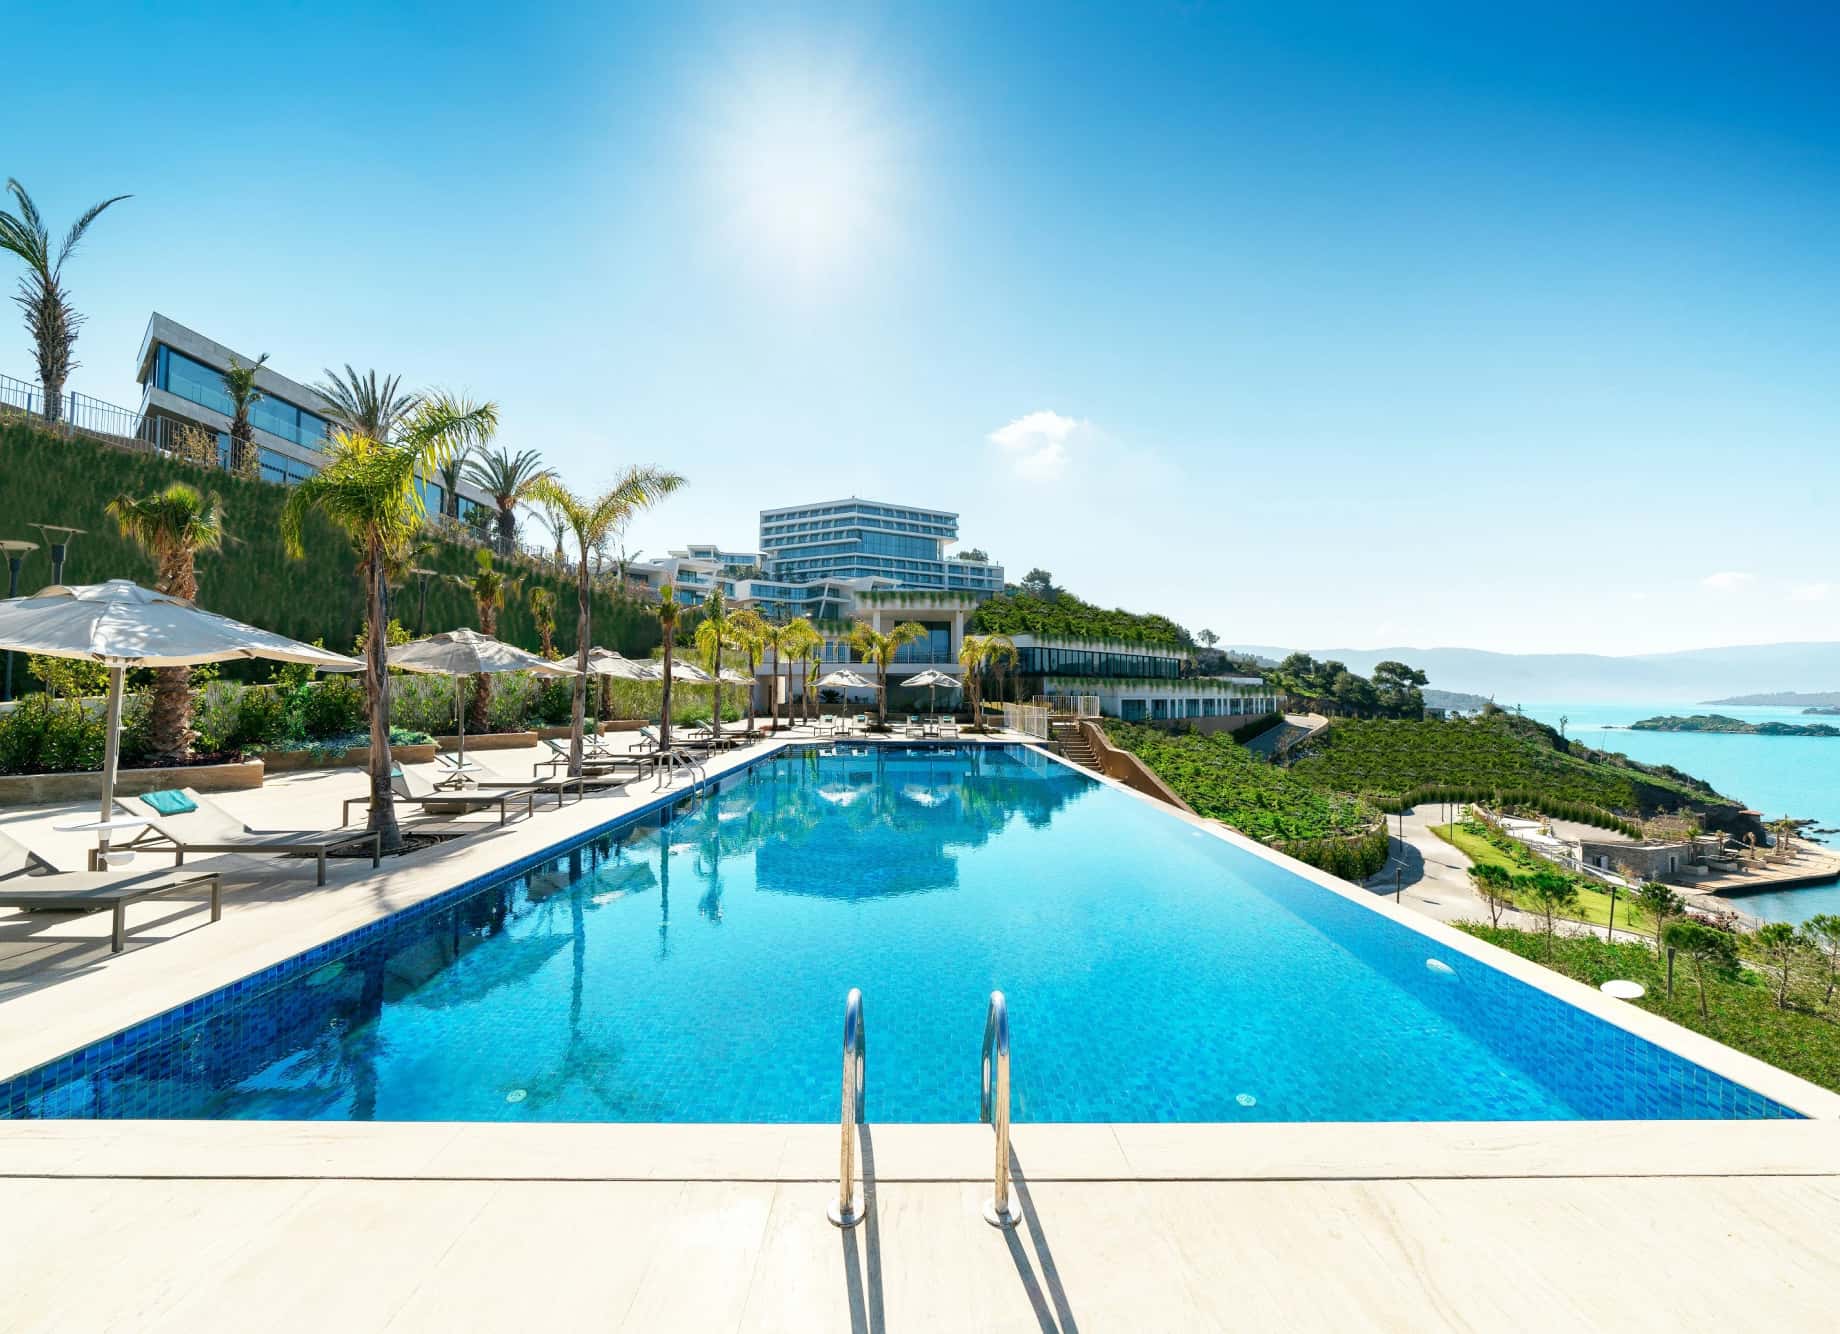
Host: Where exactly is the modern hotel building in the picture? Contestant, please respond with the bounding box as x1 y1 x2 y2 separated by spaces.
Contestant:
132 314 493 516
632 498 1276 720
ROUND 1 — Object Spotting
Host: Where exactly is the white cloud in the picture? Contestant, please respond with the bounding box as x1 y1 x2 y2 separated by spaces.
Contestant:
988 410 1086 481
1700 571 1754 593
1790 581 1832 603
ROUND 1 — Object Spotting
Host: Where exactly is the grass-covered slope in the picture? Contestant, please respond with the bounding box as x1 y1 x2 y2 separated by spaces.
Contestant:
1289 713 1740 826
0 420 659 673
968 590 1191 648
1105 724 1387 879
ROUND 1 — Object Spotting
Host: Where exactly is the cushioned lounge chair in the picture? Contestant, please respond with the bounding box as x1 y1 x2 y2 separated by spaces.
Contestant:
346 766 536 828
534 736 658 780
0 827 221 953
116 789 380 886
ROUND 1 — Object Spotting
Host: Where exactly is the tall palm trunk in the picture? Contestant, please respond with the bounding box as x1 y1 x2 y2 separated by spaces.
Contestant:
364 538 402 852
876 660 889 728
496 506 515 556
471 603 496 732
148 548 198 763
568 555 591 775
766 645 779 731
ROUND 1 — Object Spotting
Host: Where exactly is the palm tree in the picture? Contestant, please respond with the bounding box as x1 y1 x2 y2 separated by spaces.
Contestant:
958 633 1016 733
783 617 822 725
104 483 225 764
805 651 825 724
0 181 130 424
694 589 732 731
757 620 794 732
281 394 499 852
654 584 686 749
466 446 550 557
729 608 768 735
527 468 685 775
849 620 929 729
314 366 422 441
528 585 559 659
451 549 517 730
222 353 270 478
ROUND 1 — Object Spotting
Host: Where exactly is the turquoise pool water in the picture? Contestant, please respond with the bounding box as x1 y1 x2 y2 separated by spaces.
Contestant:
0 745 1796 1122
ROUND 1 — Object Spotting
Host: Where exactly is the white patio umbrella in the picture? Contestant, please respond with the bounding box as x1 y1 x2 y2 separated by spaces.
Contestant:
389 629 575 784
584 647 651 680
0 580 360 864
635 657 712 683
815 668 875 712
902 668 962 716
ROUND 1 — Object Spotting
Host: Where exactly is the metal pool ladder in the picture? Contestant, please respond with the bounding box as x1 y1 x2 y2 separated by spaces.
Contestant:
980 990 1020 1227
828 987 867 1227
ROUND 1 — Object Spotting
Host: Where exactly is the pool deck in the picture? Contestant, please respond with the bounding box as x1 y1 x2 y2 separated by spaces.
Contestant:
3 730 1840 1331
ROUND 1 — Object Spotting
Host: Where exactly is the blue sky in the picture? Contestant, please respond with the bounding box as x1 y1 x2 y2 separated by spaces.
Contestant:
6 1 1837 655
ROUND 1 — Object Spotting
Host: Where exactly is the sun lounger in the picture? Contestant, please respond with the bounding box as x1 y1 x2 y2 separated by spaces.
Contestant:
348 766 536 828
0 828 222 953
534 736 658 780
468 754 626 804
115 789 380 886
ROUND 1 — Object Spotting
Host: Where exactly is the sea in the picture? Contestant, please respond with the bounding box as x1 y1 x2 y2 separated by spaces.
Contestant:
1517 701 1840 925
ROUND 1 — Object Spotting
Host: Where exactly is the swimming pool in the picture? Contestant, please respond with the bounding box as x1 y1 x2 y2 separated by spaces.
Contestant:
0 745 1797 1122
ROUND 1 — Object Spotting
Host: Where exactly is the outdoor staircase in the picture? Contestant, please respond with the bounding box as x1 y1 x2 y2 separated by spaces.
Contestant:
1051 717 1101 771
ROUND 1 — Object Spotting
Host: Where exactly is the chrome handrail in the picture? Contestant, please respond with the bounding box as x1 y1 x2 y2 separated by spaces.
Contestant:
980 990 1019 1227
828 987 867 1227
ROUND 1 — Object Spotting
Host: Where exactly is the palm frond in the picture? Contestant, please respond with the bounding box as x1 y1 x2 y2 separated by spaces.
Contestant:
55 194 132 274
314 365 424 440
467 446 550 504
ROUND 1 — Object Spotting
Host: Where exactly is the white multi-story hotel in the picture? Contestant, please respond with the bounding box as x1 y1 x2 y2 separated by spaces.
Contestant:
630 499 1275 721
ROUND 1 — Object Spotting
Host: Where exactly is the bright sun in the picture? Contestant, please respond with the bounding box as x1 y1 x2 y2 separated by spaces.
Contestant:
699 45 904 291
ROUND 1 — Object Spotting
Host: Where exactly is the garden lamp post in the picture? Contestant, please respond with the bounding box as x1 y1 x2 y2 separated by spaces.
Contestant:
29 524 85 586
0 539 37 701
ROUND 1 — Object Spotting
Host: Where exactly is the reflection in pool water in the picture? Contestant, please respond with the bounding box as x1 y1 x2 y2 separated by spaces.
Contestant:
2 745 1796 1123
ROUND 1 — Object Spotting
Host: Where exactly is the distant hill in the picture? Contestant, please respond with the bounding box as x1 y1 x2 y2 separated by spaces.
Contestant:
1424 688 1492 713
1704 690 1840 707
1230 642 1840 704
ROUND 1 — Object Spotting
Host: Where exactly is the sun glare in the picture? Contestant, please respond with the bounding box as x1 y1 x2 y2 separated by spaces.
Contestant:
699 46 905 291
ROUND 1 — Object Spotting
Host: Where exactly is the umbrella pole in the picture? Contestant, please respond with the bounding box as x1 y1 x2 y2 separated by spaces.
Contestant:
456 672 469 787
98 664 126 866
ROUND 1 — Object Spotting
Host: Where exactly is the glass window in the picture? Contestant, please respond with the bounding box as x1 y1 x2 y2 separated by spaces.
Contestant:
161 349 233 416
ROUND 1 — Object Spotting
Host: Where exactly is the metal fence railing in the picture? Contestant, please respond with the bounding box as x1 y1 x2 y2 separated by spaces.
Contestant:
999 702 1051 739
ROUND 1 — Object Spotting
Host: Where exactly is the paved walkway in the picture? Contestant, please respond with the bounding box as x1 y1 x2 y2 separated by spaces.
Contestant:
5 1120 1840 1332
1359 804 1493 924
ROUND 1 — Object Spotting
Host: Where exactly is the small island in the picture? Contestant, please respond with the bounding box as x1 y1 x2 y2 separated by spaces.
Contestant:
1631 713 1840 737
1702 690 1840 707
1806 705 1840 716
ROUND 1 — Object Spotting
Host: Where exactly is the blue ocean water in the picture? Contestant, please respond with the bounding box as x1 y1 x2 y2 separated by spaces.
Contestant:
2 746 1793 1123
1518 701 1840 924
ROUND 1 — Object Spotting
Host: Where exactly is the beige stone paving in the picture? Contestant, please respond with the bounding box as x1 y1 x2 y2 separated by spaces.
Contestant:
3 1165 1839 1331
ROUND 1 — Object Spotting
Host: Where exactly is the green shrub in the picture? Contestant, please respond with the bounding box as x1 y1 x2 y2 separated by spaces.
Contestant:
190 682 243 755
302 675 367 738
0 694 107 774
536 677 574 726
486 673 540 733
232 685 288 750
389 674 458 736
